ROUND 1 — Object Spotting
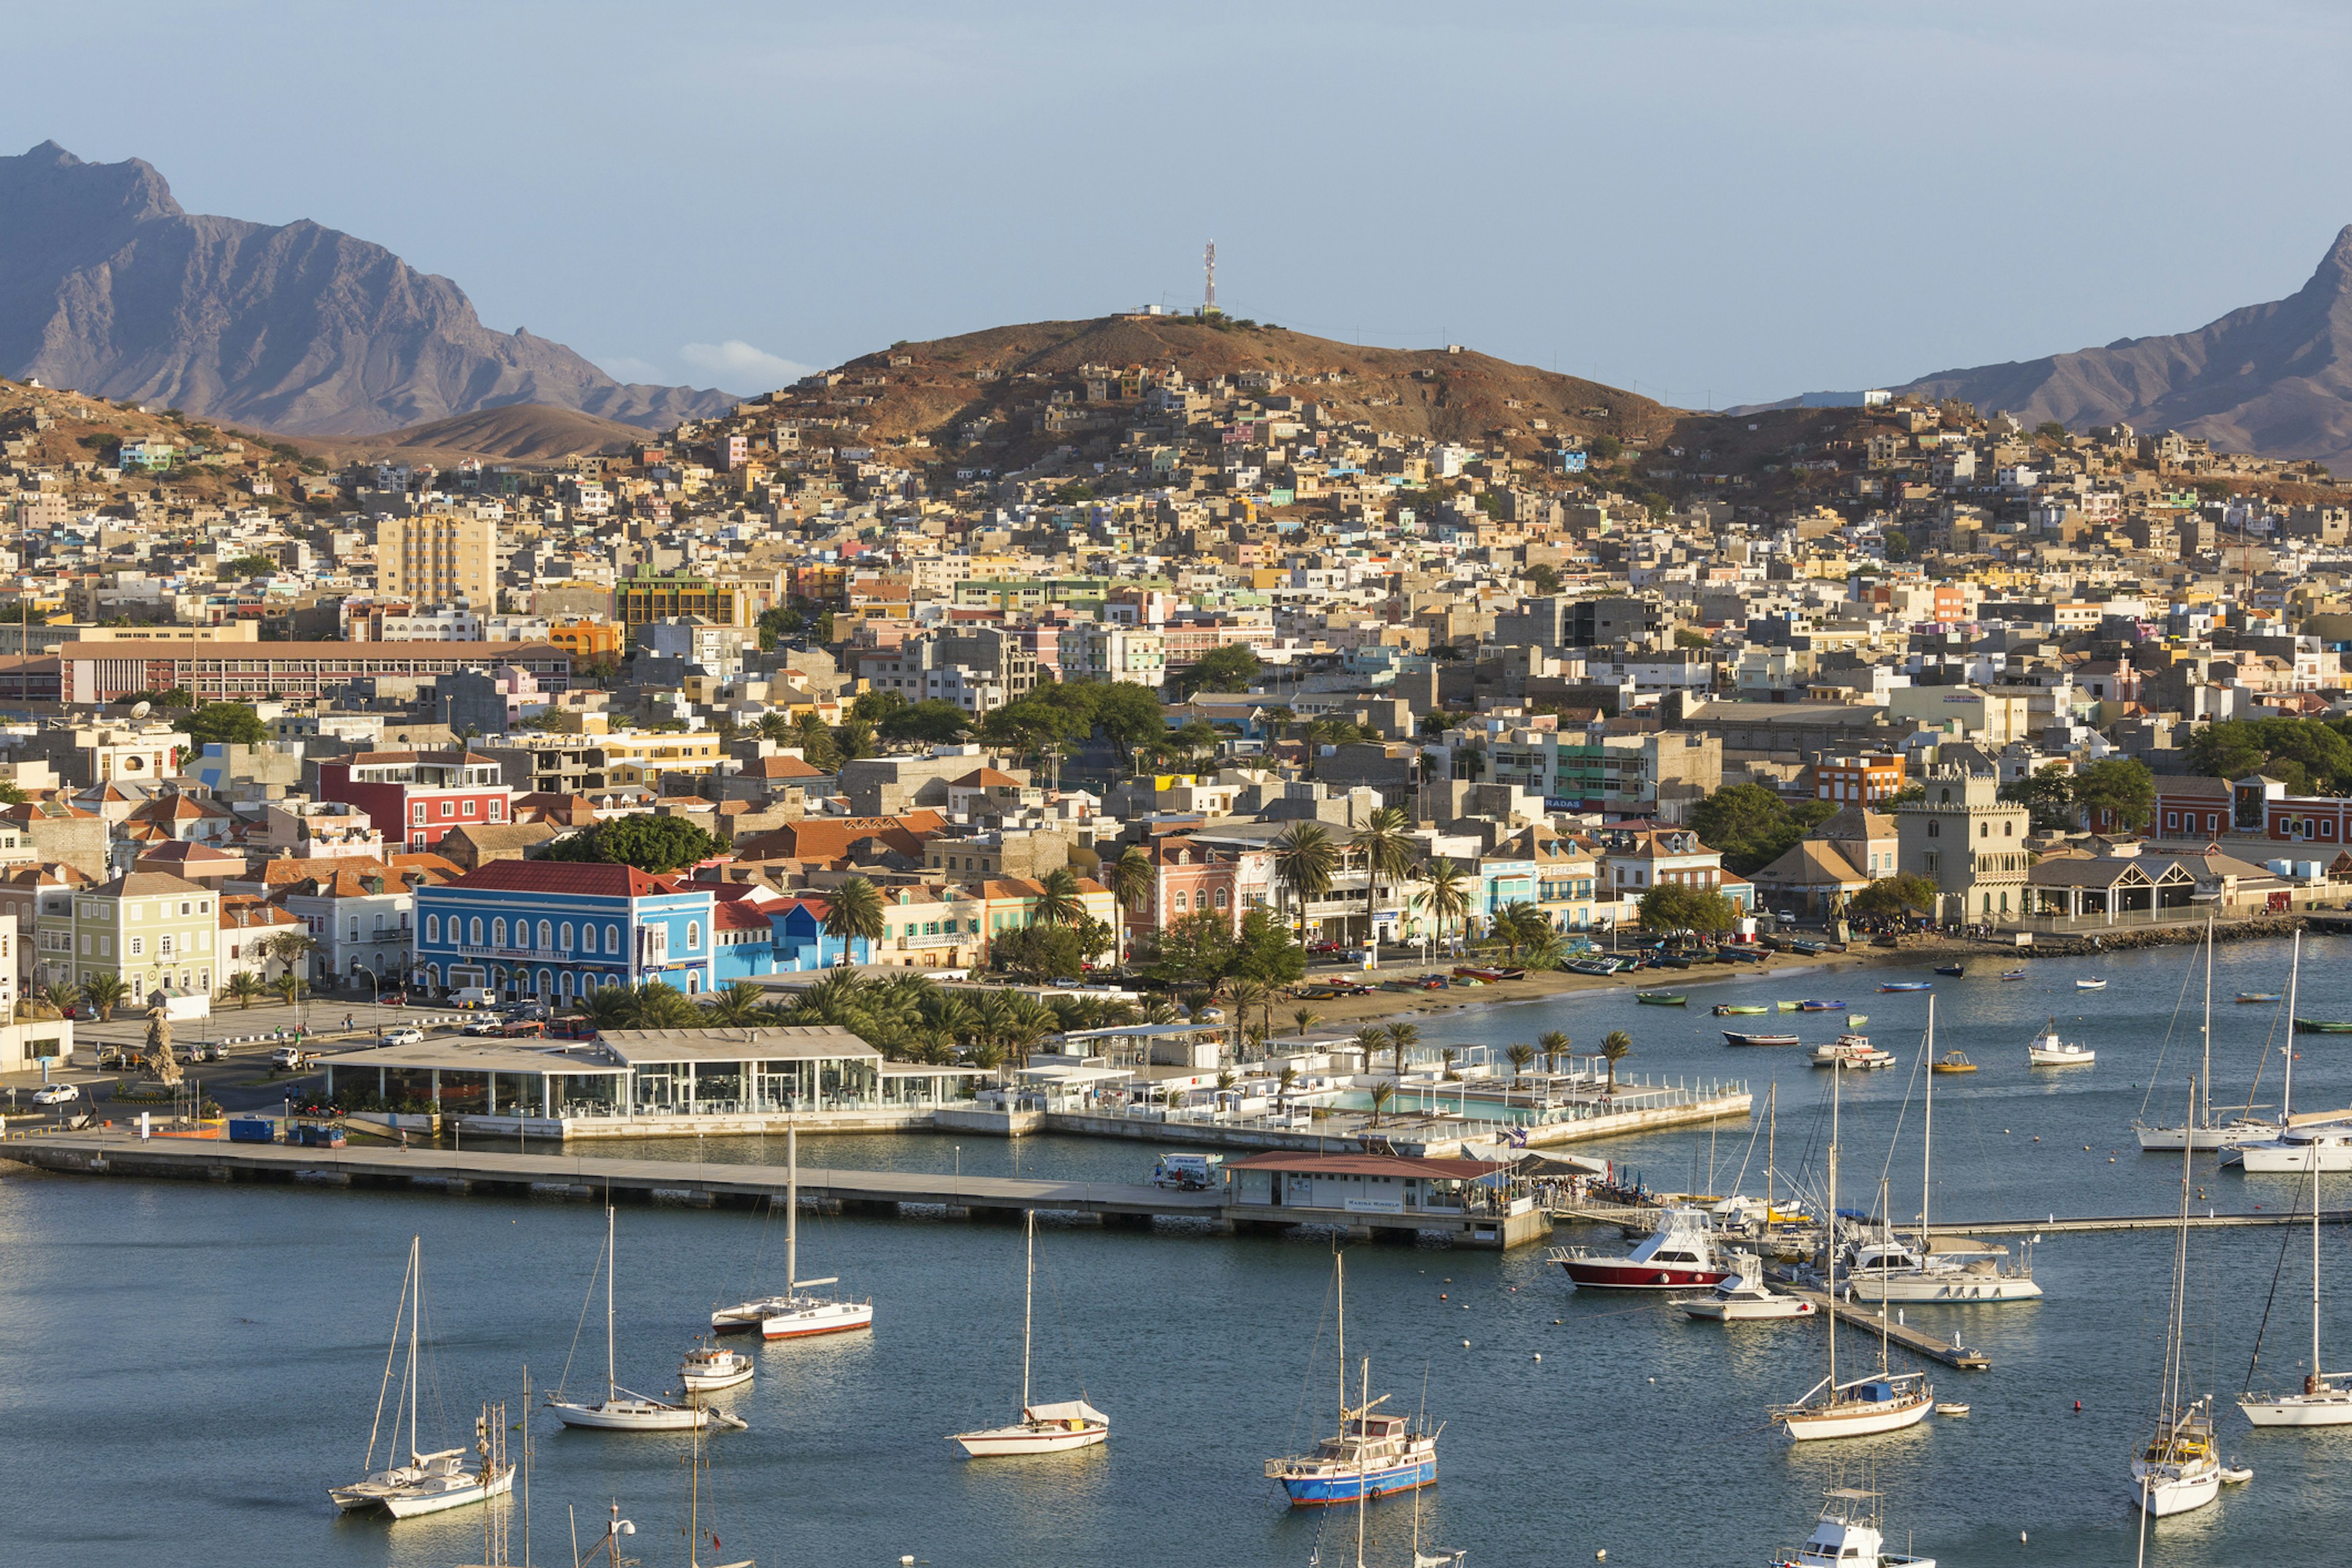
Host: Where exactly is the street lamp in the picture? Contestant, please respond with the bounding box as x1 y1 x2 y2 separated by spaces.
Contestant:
353 961 383 1046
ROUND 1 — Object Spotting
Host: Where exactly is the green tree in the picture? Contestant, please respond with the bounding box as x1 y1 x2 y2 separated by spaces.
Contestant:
1172 643 1261 701
1146 908 1241 990
1637 883 1739 934
78 973 132 1021
2191 718 2352 796
1030 867 1085 927
1413 858 1471 949
1587 434 1623 463
1882 529 1912 563
2072 758 2154 833
1272 821 1338 943
1599 1030 1634 1096
1351 805 1415 941
1086 682 1167 753
699 982 771 1028
1231 908 1308 993
1689 783 1837 875
1537 1028 1571 1076
1506 1041 1536 1085
1850 874 1941 920
221 971 264 1009
1525 564 1561 595
1101 845 1154 965
184 702 268 747
1291 1006 1323 1038
823 876 886 965
545 815 720 873
992 921 1093 984
1999 764 2077 831
877 699 971 744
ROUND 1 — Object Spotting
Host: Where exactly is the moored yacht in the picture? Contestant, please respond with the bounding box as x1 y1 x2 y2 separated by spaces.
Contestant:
2134 1396 2224 1517
2026 1019 2095 1068
1264 1390 1439 1506
2227 1113 2352 1173
1676 1250 1817 1321
1842 1235 2043 1303
1812 1035 1894 1069
712 1128 875 1340
679 1343 755 1395
1549 1205 1735 1291
1771 1487 1936 1568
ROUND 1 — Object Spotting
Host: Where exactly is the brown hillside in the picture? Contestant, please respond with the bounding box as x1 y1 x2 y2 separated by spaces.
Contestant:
807 315 1678 459
282 403 643 465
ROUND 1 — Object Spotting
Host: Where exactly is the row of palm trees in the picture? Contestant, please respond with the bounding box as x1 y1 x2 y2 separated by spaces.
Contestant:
18 930 325 1023
1267 812 1472 950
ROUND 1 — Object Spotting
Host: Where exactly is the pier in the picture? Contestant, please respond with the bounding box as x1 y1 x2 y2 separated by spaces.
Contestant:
1781 1287 1991 1370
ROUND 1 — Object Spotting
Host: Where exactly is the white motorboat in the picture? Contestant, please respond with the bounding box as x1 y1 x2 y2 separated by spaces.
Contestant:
1676 1250 1817 1321
331 1237 516 1518
679 1343 755 1395
2239 1163 2352 1426
1770 1486 1936 1568
712 1126 875 1341
2026 1020 2095 1068
1812 1034 1895 1070
949 1210 1109 1458
2230 1114 2352 1173
2076 978 2108 990
2134 918 2279 1152
549 1207 741 1433
2133 1074 2229 1517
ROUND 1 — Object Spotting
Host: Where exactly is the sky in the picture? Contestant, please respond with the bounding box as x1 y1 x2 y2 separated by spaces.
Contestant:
8 1 2352 405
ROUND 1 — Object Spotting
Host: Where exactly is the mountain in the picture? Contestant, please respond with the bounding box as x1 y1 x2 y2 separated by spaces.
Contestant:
0 141 737 437
283 404 646 464
1892 225 2352 469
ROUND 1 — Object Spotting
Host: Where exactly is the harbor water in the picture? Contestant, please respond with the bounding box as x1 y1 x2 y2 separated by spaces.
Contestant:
8 938 2352 1566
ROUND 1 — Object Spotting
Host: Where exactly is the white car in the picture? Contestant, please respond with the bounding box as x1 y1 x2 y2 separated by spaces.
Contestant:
31 1082 81 1106
270 1046 314 1070
380 1027 426 1046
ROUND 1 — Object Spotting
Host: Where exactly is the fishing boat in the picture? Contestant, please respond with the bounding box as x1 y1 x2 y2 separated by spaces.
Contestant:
1932 965 1966 978
2027 1020 2095 1068
549 1208 738 1433
2076 978 2108 991
679 1342 755 1395
1635 991 1687 1006
2295 1018 2352 1033
710 1127 875 1340
1931 1050 1976 1075
949 1211 1109 1457
331 1237 517 1518
1777 1000 1804 1012
1770 1486 1937 1568
2238 992 2283 1004
1811 1035 1894 1070
2133 1079 2230 1517
2136 920 2282 1152
1879 982 1931 993
1676 1250 1817 1321
1999 970 2027 982
1264 1254 1439 1504
1566 959 1621 977
1773 1071 1935 1441
2239 1166 2352 1426
1716 1003 1771 1016
1725 1030 1803 1048
1549 1204 1735 1291
1798 999 1846 1012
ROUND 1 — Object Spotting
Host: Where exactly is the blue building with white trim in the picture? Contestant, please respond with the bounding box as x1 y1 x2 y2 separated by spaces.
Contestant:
411 860 715 1003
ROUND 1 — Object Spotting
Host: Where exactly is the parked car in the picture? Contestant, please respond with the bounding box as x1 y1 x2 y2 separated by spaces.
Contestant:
461 1017 504 1036
503 1002 551 1022
96 1045 133 1069
380 1026 426 1046
31 1082 81 1106
376 990 408 1007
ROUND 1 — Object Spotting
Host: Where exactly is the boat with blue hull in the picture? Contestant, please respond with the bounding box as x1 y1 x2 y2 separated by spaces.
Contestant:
1264 1254 1440 1507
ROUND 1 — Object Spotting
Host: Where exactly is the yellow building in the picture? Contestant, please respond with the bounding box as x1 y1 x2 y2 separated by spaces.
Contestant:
377 514 496 605
546 619 622 662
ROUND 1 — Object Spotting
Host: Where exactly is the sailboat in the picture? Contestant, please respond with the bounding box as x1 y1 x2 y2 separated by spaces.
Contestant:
1845 998 2041 1305
1773 1063 1935 1441
711 1127 875 1340
2133 1074 2234 1516
2135 919 2279 1152
682 1374 755 1568
1265 1253 1441 1504
331 1237 517 1518
2239 1163 2352 1427
549 1207 742 1433
2223 937 2352 1172
948 1210 1109 1457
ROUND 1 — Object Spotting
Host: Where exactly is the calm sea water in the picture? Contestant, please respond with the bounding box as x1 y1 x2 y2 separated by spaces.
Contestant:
8 938 2352 1568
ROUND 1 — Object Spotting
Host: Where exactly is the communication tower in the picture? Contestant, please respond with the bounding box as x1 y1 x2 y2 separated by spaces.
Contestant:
1204 240 1217 314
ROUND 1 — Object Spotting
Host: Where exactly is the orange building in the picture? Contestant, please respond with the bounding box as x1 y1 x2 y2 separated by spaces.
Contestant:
546 620 622 662
1815 753 1905 805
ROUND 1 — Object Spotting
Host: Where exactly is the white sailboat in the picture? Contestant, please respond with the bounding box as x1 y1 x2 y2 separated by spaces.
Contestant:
948 1210 1109 1458
331 1237 516 1518
2225 937 2352 1172
1845 998 2041 1305
2135 919 2278 1152
1774 1065 1934 1441
2239 1163 2352 1427
710 1126 875 1340
2133 1074 2232 1517
549 1207 742 1433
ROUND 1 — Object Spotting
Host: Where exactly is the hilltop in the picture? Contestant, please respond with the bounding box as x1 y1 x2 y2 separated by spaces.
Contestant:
0 140 737 438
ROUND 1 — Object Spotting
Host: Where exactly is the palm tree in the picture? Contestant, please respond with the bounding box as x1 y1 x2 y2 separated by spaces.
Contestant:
1272 821 1338 944
1439 1046 1460 1081
1387 1022 1420 1083
823 876 886 967
221 972 265 1009
1101 846 1154 965
1354 1024 1392 1079
700 981 769 1027
756 710 797 743
271 971 306 1011
1599 1029 1634 1098
626 982 704 1030
1366 1081 1395 1127
793 710 841 770
1506 1042 1536 1086
1276 1065 1299 1114
1537 1028 1570 1077
1030 867 1084 927
1415 858 1471 956
1350 805 1414 946
30 981 75 1020
1291 1006 1323 1039
79 973 132 1022
1227 978 1267 1055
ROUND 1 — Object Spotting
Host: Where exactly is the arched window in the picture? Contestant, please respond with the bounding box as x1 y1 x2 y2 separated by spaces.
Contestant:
605 922 621 954
427 963 442 989
424 914 439 943
2003 821 2013 837
492 918 507 947
1979 821 1989 839
685 971 701 994
1939 788 1951 804
1927 821 1940 838
469 917 484 945
1214 888 1229 909
537 919 553 950
560 922 574 951
1174 891 1189 911
537 968 552 996
686 921 701 951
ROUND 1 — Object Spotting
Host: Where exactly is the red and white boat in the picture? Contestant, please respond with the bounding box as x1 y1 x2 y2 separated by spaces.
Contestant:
1548 1207 1736 1291
711 1126 875 1341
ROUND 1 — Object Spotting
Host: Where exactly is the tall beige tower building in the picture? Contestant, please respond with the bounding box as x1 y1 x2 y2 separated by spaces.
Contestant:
376 515 496 606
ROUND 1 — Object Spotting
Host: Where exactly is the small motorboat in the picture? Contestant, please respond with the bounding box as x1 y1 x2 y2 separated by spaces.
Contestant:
1812 1035 1895 1070
679 1343 754 1395
1676 1251 1817 1321
1716 1003 1771 1016
1934 1401 1970 1417
1635 991 1687 1006
1880 982 1932 993
2026 1019 2095 1068
1844 1012 1868 1027
1724 1030 1803 1047
1776 1000 1804 1011
2296 1018 2352 1034
1796 999 1845 1012
2219 1465 2255 1485
1932 1050 1978 1075
2000 970 2028 981
1932 965 1966 978
1550 1205 1736 1291
2075 978 2108 991
2237 992 2283 1004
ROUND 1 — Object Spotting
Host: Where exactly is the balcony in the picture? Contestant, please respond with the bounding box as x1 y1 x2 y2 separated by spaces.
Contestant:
456 943 572 962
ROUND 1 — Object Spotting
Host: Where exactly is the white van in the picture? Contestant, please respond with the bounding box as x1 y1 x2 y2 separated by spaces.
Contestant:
450 986 499 1009
1151 1152 1226 1191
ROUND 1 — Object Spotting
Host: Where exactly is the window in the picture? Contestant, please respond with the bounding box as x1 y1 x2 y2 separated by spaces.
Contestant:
560 922 574 951
492 918 507 947
160 935 174 957
424 914 439 943
128 937 143 957
605 922 621 954
2004 821 2013 837
440 801 454 818
687 921 701 951
413 803 427 821
1979 821 1989 839
1214 888 1229 909
1927 821 1940 839
469 917 484 945
462 799 478 816
1174 891 1188 911
538 919 553 950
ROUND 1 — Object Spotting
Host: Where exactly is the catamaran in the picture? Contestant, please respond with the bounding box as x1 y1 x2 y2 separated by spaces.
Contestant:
1773 1065 1935 1441
331 1237 516 1518
949 1210 1109 1457
549 1207 742 1433
2239 1163 2352 1427
1265 1253 1440 1505
711 1127 875 1340
2132 1072 2233 1517
2135 919 2278 1152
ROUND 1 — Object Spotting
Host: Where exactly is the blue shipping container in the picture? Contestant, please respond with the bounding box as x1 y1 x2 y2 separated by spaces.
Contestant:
227 1118 274 1143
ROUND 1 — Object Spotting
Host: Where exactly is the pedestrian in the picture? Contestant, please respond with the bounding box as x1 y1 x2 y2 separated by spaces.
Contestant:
344 1013 353 1031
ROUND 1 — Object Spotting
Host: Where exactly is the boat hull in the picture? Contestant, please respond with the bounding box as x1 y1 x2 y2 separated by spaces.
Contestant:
1782 1395 1934 1442
1275 1455 1438 1505
1557 1257 1733 1291
1678 1296 1815 1321
1844 1273 2044 1303
547 1398 712 1431
680 1366 755 1393
2028 1049 2095 1067
2137 1123 2278 1152
1724 1032 1801 1047
2234 1144 2352 1173
951 1421 1108 1457
332 1462 514 1518
2238 1392 2352 1426
713 1298 875 1339
2132 1458 2220 1516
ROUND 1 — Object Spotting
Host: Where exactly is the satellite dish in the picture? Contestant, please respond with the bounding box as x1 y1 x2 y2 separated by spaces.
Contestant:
132 701 152 718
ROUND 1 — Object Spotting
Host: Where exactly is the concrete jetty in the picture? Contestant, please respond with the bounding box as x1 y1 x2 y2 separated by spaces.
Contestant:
1781 1286 1991 1370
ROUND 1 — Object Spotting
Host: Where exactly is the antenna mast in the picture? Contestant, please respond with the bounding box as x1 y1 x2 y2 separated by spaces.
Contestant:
1204 240 1217 314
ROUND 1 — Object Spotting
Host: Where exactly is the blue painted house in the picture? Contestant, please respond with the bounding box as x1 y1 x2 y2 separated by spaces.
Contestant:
765 896 874 972
411 860 715 1002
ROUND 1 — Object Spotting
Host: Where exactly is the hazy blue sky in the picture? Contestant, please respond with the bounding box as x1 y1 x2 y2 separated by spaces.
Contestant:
10 1 2352 404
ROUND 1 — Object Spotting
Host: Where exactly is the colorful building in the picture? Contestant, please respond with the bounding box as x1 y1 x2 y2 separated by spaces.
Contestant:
412 859 715 1001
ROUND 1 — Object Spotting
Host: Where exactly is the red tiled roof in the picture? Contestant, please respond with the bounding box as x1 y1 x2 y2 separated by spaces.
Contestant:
713 899 772 932
447 859 684 899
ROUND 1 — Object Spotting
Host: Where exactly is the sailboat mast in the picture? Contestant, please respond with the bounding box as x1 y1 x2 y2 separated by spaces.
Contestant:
2284 933 2301 1121
605 1205 616 1401
690 1378 701 1568
2201 918 2214 1128
1021 1209 1035 1416
408 1237 421 1465
2315 1167 2325 1389
786 1124 798 1290
1826 1062 1840 1396
1921 997 1934 1251
2166 1077 2195 1418
522 1366 532 1568
1354 1357 1369 1568
1336 1251 1346 1426
1765 1081 1776 1215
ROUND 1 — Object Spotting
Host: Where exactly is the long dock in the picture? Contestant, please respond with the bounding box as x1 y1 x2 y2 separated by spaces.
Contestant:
1781 1286 1990 1371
